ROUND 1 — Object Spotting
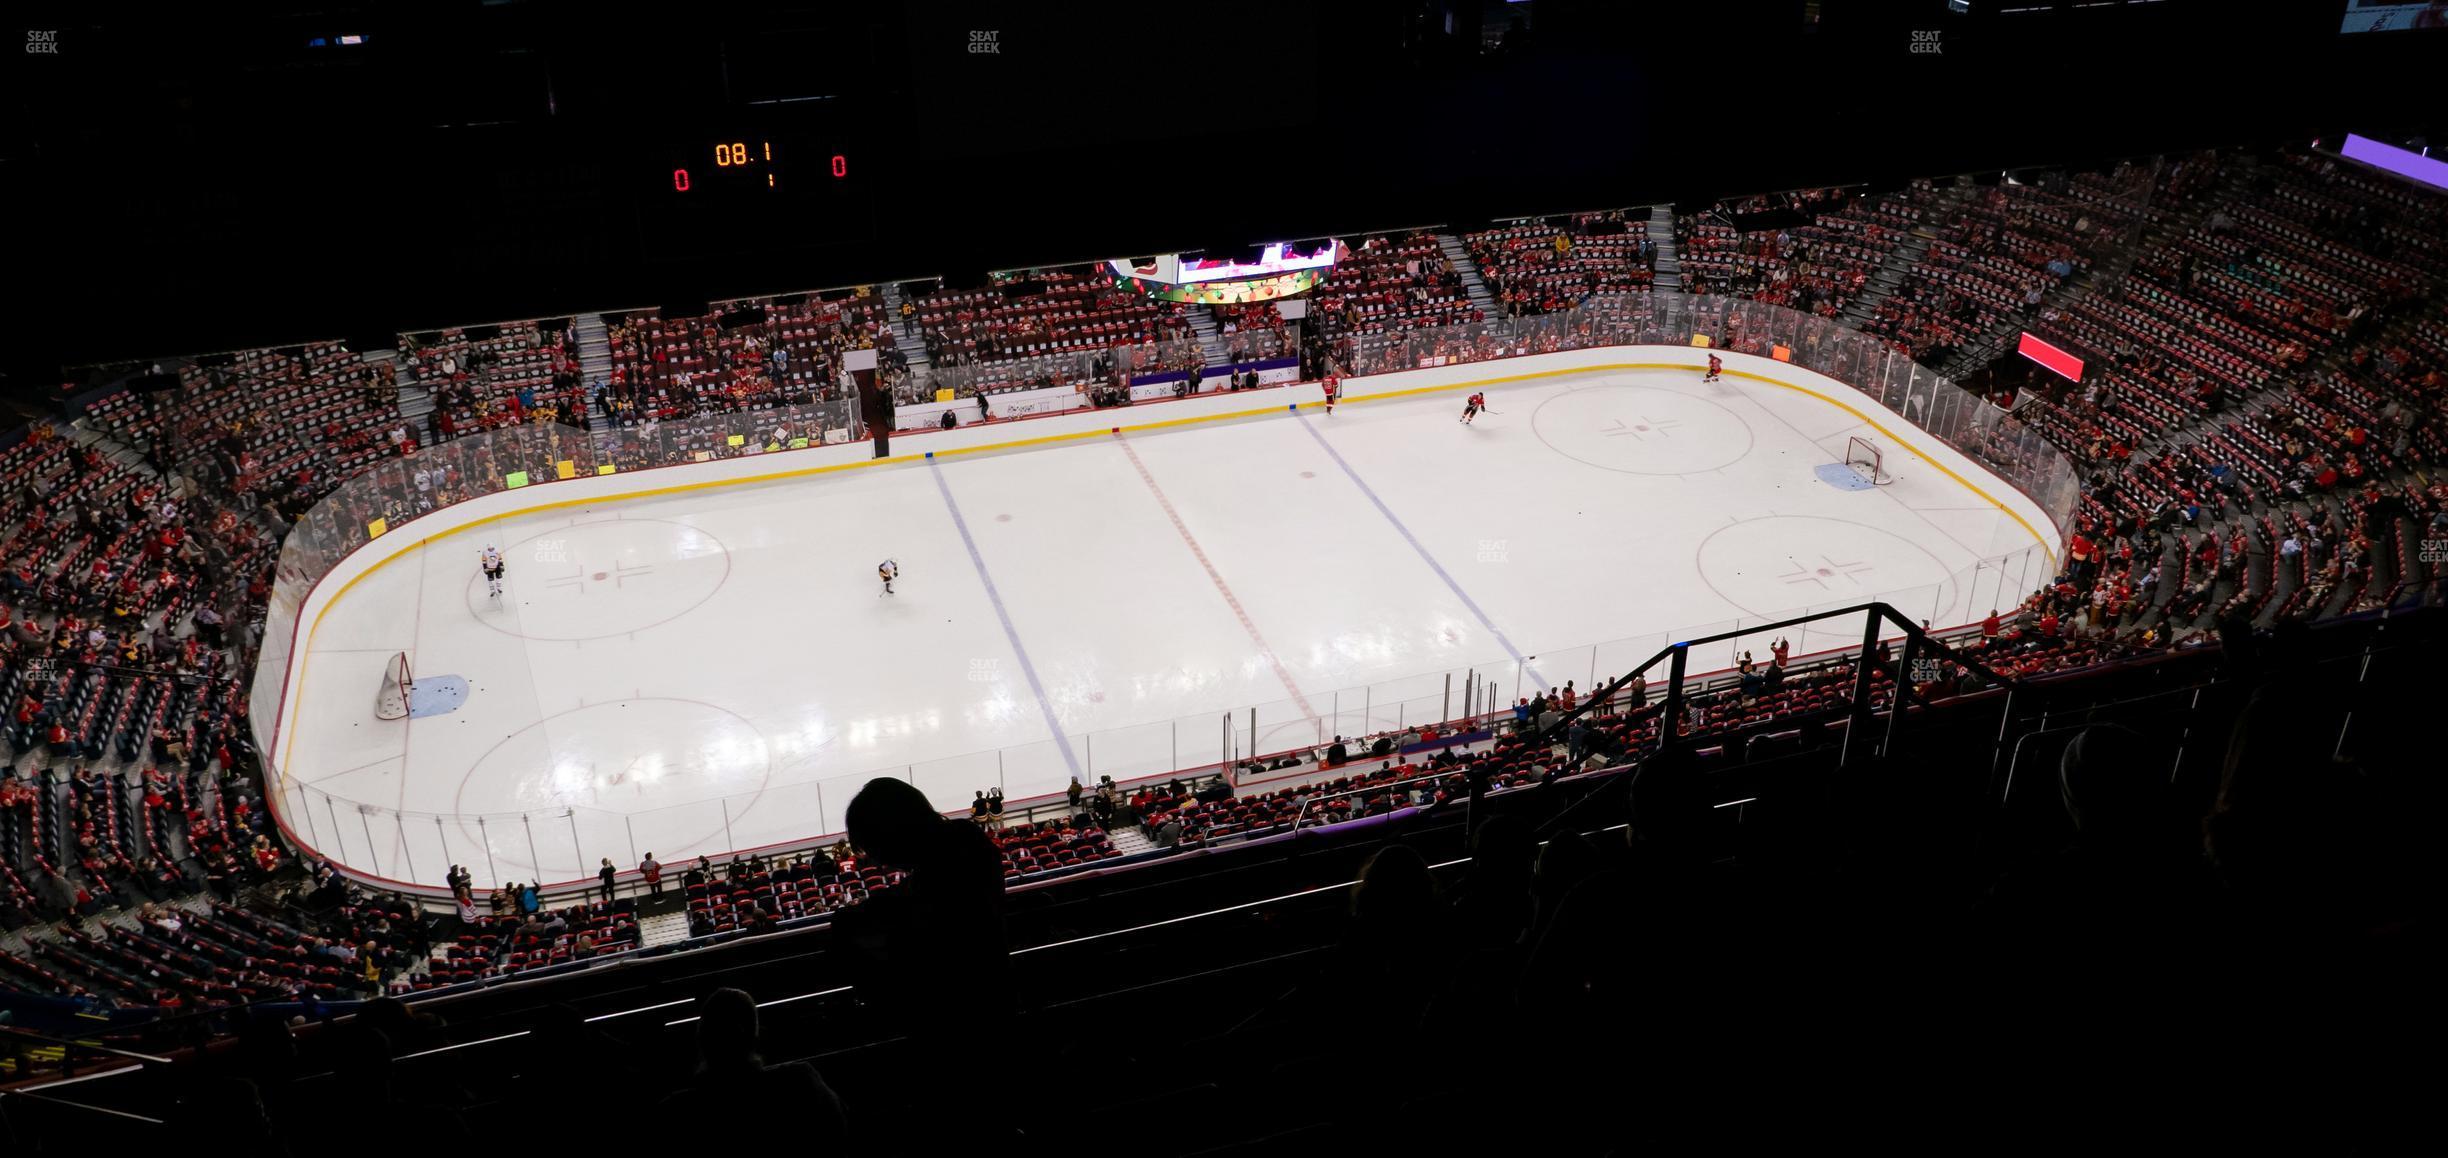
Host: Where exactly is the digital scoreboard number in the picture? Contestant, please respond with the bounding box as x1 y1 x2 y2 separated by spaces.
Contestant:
666 138 849 195
648 129 874 245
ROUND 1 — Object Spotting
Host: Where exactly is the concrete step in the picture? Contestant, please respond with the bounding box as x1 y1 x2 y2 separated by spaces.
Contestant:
880 282 933 372
1186 306 1229 367
572 313 615 431
1435 232 1501 318
1649 205 1681 291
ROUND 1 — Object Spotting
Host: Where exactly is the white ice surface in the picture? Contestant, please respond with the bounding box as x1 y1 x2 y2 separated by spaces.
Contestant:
276 362 2054 887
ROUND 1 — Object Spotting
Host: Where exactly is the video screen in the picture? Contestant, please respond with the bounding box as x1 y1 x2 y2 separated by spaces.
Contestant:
2340 1 2447 32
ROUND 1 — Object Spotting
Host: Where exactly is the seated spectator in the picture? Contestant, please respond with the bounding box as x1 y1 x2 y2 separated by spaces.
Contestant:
1982 724 2215 962
656 989 846 1148
1335 844 1450 1014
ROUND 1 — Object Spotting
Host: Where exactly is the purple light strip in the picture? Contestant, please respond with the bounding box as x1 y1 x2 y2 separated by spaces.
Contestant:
2341 133 2448 194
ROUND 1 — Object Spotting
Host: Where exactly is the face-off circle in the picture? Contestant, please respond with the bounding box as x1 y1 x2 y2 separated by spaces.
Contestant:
465 517 732 641
1694 515 1958 619
1531 383 1755 475
455 697 774 815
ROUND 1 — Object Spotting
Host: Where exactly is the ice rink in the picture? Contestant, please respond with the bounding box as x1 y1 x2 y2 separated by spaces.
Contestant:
273 356 2057 887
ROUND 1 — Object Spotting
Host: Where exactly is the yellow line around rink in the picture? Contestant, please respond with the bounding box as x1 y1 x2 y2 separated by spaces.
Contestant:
276 358 2056 810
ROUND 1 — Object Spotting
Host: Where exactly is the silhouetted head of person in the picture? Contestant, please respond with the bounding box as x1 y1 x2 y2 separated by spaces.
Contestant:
333 1026 393 1096
1351 844 1439 928
2206 686 2369 900
358 995 420 1038
528 1002 586 1045
1533 830 1602 898
1468 815 1538 889
2058 724 2169 847
1628 749 1707 861
694 987 763 1074
846 776 943 868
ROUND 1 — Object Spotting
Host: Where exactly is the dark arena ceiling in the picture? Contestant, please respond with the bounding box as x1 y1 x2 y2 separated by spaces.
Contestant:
3 0 2439 383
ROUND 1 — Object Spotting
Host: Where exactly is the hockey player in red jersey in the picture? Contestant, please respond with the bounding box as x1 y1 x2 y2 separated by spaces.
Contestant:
1322 376 1340 414
1703 353 1723 382
1461 391 1486 424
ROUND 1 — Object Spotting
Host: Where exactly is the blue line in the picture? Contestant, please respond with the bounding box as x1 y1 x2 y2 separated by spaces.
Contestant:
928 460 1085 782
1293 413 1550 693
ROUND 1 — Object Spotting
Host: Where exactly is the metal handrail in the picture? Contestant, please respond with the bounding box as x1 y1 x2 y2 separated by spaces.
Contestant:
1522 601 2027 764
1284 767 1472 834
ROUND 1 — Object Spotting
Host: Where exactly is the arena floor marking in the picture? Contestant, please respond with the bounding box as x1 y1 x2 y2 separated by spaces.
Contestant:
927 457 1084 783
1293 409 1551 694
1115 437 1318 720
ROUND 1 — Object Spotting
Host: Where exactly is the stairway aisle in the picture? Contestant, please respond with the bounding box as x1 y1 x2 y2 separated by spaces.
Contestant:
880 283 933 374
1187 305 1228 367
573 313 614 430
374 348 434 438
1649 206 1680 292
1939 163 2248 377
1435 232 1501 317
1838 185 1970 326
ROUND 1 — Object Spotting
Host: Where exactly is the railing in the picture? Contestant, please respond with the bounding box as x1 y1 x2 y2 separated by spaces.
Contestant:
1287 768 1473 834
249 295 2082 895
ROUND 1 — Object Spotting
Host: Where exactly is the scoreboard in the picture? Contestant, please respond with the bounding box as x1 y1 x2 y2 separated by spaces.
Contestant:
663 137 849 195
647 128 875 243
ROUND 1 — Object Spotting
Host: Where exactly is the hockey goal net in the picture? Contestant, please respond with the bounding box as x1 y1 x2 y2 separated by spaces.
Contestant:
1844 436 1895 486
375 652 414 720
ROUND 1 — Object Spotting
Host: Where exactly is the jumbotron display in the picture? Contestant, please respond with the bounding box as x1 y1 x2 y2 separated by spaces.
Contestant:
1106 242 1345 304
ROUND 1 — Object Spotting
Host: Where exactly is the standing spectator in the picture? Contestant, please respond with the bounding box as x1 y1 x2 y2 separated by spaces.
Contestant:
835 776 1008 1037
518 880 539 916
986 787 1005 831
597 858 617 904
192 603 225 648
1066 777 1084 816
639 852 663 898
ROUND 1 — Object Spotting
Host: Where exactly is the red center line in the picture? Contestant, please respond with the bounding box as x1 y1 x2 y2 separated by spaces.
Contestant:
1115 438 1318 721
